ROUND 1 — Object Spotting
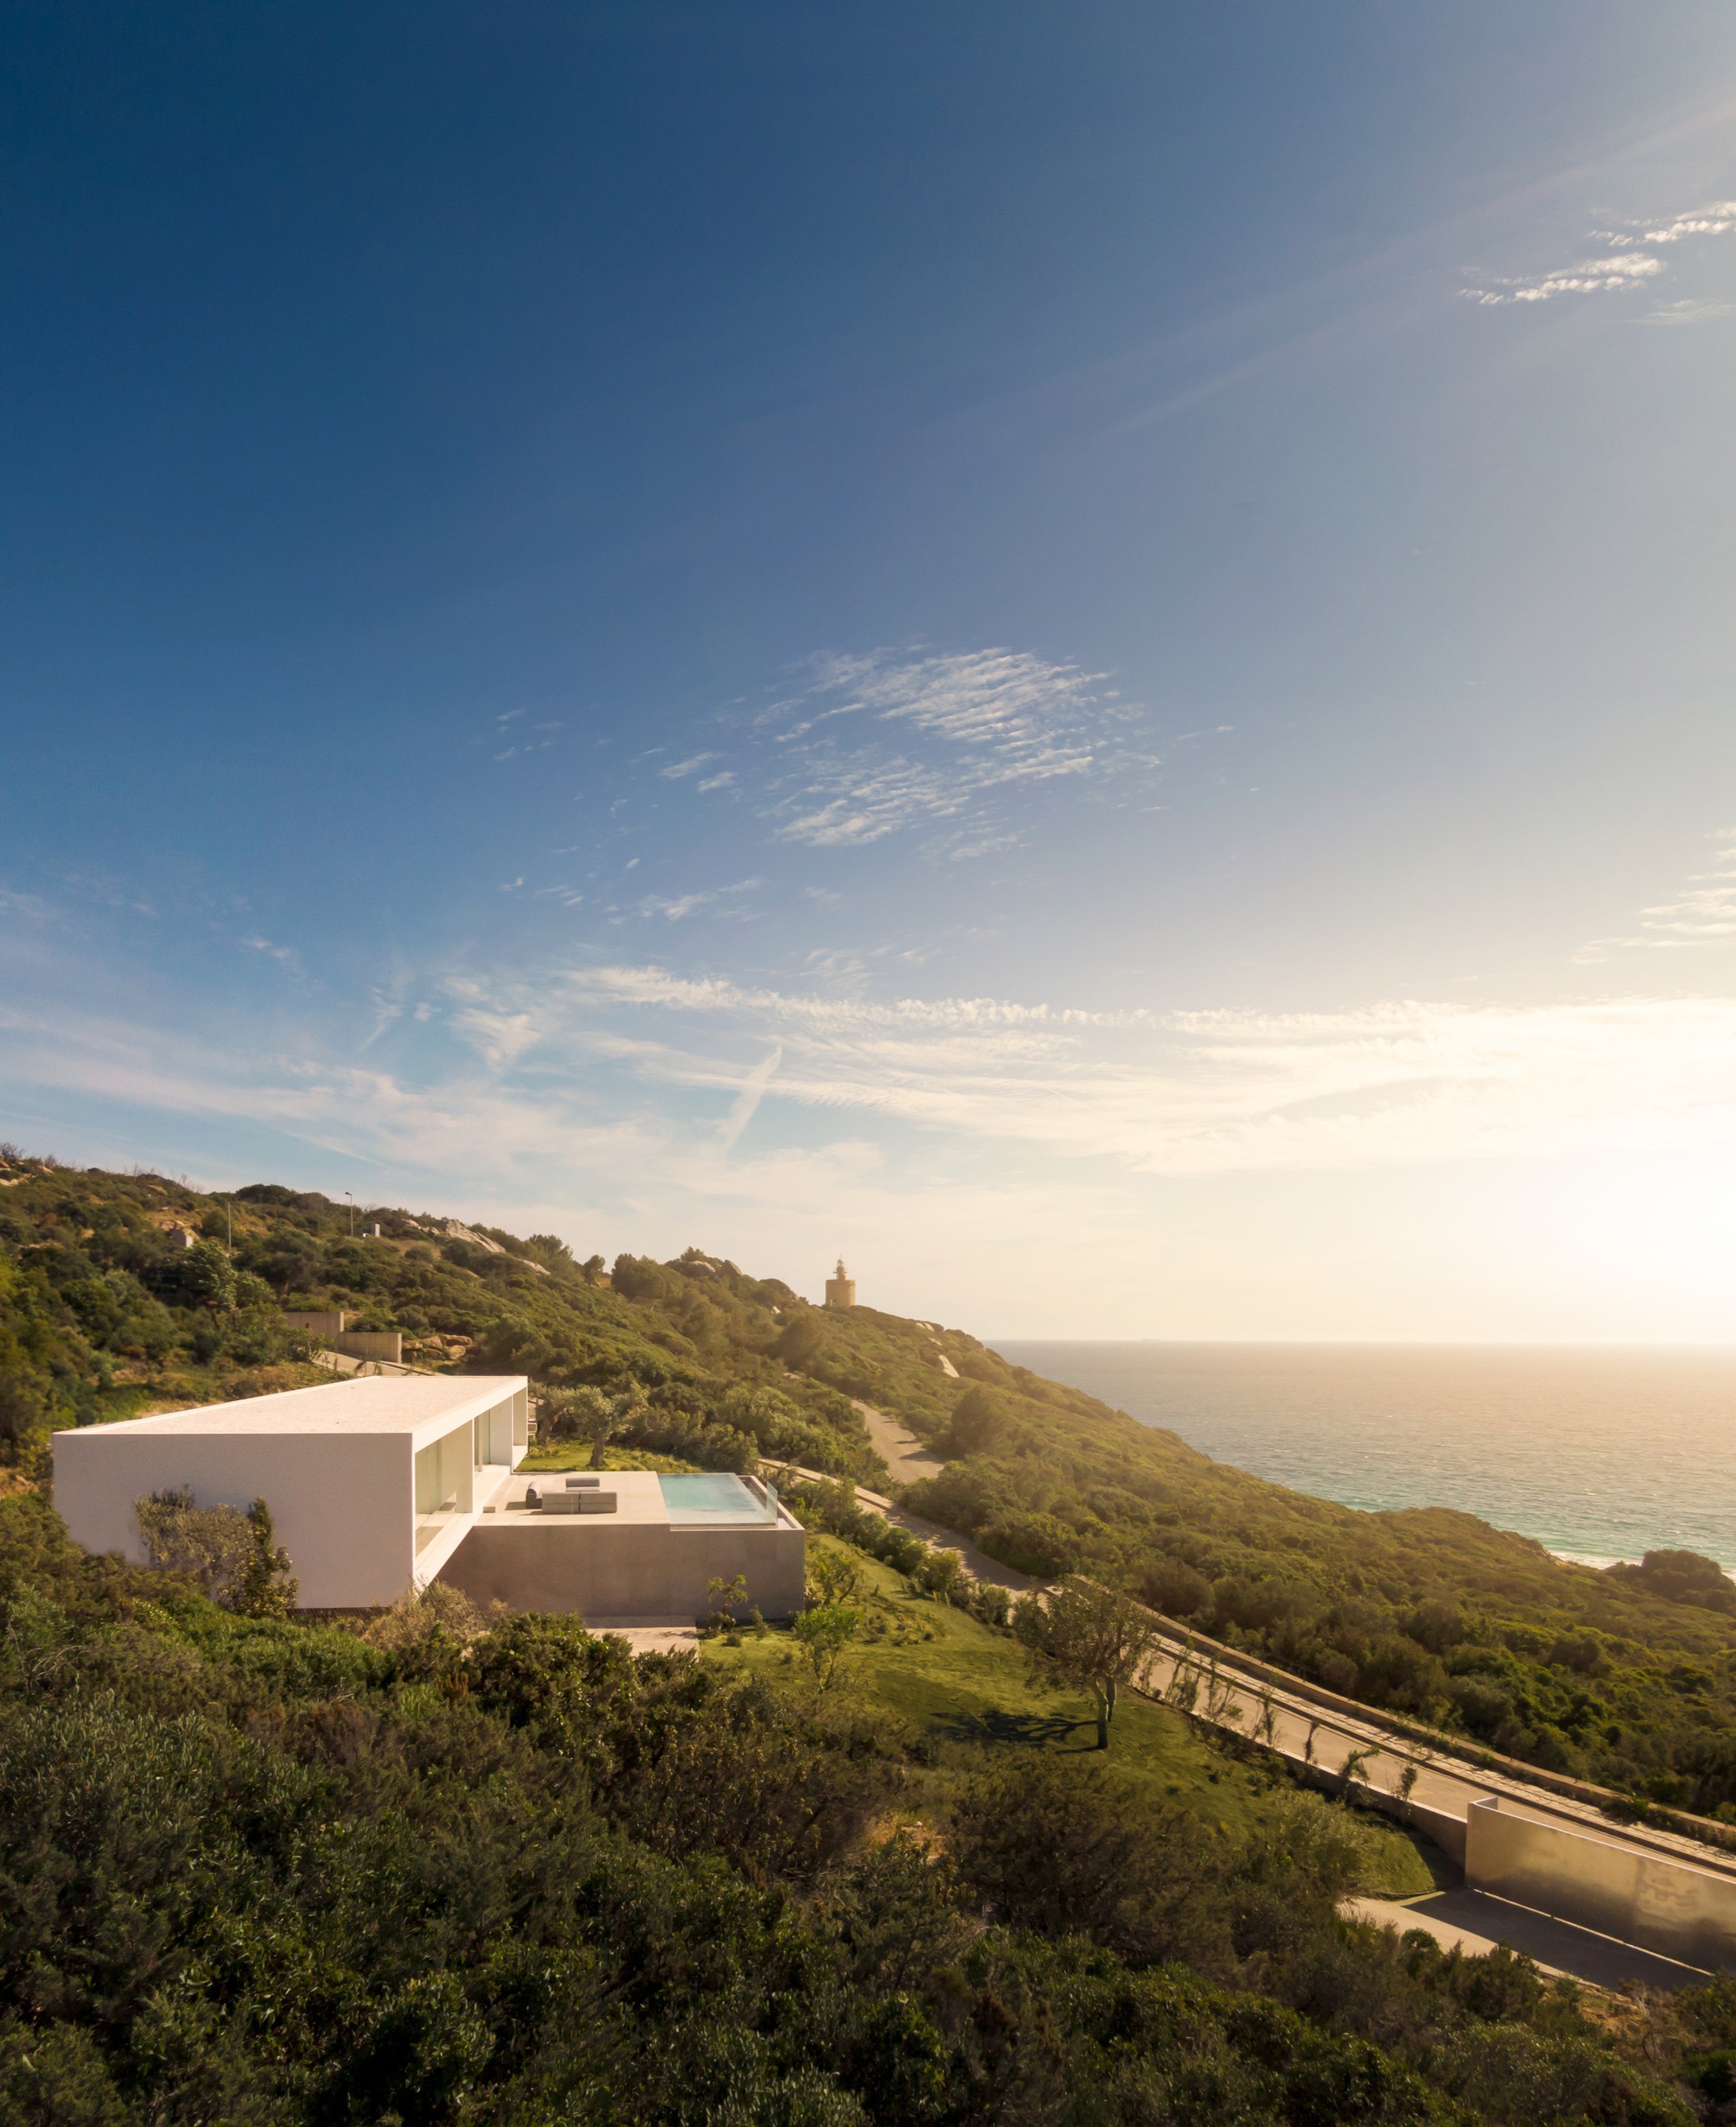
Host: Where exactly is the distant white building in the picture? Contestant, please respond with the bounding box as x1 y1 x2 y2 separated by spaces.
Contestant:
52 1373 805 1620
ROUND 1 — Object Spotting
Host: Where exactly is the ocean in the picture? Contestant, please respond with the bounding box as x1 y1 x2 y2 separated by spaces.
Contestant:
988 1342 1736 1570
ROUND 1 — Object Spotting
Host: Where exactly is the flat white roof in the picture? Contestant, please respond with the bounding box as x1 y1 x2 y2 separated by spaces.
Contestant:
51 1373 528 1441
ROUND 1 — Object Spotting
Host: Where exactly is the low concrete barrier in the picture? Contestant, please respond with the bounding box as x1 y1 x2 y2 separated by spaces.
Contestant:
1272 1742 1470 1864
332 1331 403 1363
1466 1798 1736 1972
1405 1800 1470 1869
1108 1588 1736 1863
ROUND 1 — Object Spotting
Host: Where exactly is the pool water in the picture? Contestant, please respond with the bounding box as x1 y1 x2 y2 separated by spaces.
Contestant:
658 1472 775 1522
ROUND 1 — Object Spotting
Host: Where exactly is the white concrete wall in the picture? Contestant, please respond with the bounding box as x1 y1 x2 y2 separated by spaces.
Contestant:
414 1423 474 1514
52 1426 413 1609
481 1398 516 1465
1466 1798 1736 1972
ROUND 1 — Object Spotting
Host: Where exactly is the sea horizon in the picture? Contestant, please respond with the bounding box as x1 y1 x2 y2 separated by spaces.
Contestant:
989 1339 1736 1571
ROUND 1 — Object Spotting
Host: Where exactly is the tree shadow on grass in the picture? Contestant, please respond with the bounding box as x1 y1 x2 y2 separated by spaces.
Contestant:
931 1707 1098 1752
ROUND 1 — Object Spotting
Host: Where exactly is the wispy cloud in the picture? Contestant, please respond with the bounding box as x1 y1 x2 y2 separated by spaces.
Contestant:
424 962 1736 1178
1466 199 1736 306
1576 832 1736 961
1467 254 1664 306
718 1045 782 1156
635 879 762 922
560 963 1154 1031
0 888 59 922
1626 298 1736 326
743 647 1149 853
10 929 1736 1342
14 868 1736 1248
593 645 1167 877
240 936 301 971
1604 204 1736 247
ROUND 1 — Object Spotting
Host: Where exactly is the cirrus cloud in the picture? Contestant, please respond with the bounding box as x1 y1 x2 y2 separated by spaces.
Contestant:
1466 198 1736 307
439 962 1736 1179
658 645 1157 857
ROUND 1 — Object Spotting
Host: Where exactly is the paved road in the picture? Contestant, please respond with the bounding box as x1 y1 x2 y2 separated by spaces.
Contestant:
1345 1892 1706 1992
1140 1631 1736 1887
765 1452 1736 1984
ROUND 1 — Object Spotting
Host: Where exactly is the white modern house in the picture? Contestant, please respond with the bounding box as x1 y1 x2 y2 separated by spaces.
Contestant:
51 1373 806 1620
52 1374 530 1608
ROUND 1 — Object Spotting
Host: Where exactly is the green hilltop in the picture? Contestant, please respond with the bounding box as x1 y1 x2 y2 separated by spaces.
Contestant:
6 1149 1736 1820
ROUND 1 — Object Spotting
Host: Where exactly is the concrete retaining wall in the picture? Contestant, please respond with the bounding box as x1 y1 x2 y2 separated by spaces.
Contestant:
1121 1589 1736 1855
1272 1743 1470 1865
1466 1799 1736 1972
438 1518 806 1623
332 1331 403 1363
1404 1800 1470 1869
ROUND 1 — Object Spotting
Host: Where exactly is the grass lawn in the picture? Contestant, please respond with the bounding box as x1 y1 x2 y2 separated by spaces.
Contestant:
700 1534 1437 1896
519 1443 703 1474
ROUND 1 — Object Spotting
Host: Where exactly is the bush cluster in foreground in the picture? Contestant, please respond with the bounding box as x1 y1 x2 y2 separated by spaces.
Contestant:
3 1493 1735 2126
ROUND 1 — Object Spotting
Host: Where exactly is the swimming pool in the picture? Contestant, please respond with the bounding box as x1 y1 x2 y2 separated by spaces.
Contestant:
658 1472 778 1523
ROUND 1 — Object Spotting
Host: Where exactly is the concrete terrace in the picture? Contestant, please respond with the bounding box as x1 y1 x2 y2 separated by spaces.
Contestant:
438 1468 805 1622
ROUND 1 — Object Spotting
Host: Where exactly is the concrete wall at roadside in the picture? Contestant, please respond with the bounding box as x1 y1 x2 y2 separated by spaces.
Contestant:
332 1331 402 1363
52 1426 411 1610
1396 1798 1469 1869
1273 1743 1470 1866
1466 1798 1736 1972
437 1518 806 1623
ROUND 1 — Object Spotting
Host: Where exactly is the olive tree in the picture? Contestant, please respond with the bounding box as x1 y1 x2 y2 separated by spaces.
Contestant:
791 1601 860 1689
1014 1577 1160 1750
915 1547 969 1607
546 1382 647 1468
135 1488 299 1617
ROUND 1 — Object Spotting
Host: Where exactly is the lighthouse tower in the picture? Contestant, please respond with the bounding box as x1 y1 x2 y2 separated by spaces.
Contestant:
825 1260 857 1310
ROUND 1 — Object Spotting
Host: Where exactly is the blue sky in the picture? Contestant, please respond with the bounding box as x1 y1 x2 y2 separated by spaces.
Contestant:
4 2 1736 1336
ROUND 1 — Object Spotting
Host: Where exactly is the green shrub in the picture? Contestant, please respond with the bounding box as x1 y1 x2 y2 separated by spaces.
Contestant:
977 1510 1081 1579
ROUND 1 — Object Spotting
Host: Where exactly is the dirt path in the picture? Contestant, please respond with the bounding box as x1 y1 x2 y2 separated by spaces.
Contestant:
884 1507 1033 1592
854 1397 947 1485
757 1452 1034 1594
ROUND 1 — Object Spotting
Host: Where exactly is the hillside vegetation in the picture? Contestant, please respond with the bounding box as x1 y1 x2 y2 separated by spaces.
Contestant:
12 1152 1736 2121
6 1150 1736 1821
4 1458 1736 2124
